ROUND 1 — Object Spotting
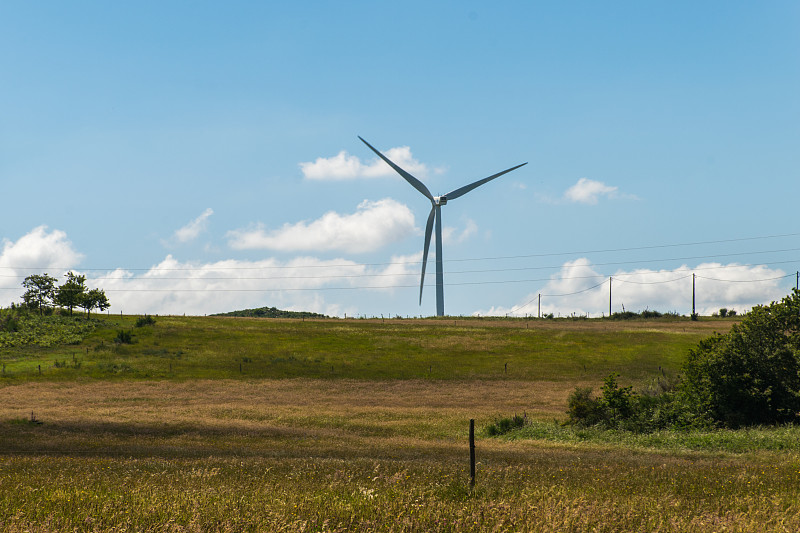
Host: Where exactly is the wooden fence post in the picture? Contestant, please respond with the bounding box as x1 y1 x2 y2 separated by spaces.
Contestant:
469 419 476 487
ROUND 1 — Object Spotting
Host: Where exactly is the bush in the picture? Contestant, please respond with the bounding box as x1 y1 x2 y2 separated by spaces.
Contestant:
0 312 20 333
486 414 527 436
566 387 605 426
567 373 709 432
682 290 800 427
135 315 156 327
640 309 663 318
567 374 639 429
114 330 133 344
601 373 636 422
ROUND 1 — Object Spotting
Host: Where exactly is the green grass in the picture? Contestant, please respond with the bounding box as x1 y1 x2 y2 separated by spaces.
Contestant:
501 420 800 454
0 314 730 382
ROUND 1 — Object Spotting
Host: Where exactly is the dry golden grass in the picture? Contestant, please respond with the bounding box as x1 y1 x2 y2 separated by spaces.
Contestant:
2 378 799 532
0 379 573 452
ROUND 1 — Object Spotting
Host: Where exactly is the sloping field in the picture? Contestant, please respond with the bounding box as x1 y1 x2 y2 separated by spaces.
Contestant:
0 315 733 382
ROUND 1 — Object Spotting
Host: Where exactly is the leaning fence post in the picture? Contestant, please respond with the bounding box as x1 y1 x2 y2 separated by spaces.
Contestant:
469 419 476 487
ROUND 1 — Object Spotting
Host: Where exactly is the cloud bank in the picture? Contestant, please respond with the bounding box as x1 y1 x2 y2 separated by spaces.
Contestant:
2 227 792 319
0 226 83 302
94 252 421 316
478 258 789 317
227 198 416 254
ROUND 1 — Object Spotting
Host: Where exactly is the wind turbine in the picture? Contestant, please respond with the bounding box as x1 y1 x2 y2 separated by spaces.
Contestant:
359 136 527 316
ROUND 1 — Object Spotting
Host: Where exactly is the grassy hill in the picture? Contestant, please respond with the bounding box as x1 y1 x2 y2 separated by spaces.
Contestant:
0 313 735 383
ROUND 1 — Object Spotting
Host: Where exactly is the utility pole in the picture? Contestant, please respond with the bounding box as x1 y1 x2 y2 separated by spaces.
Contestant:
538 293 541 318
609 276 612 317
796 271 798 291
692 273 696 316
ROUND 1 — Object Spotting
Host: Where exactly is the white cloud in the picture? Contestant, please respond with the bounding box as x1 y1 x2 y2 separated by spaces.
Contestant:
227 198 416 254
1 225 425 316
477 258 790 317
564 178 619 204
91 252 421 316
173 208 213 243
0 226 83 302
442 219 478 245
300 147 429 180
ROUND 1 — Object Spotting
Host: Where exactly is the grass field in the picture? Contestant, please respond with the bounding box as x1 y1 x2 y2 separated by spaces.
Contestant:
3 315 799 531
0 315 730 382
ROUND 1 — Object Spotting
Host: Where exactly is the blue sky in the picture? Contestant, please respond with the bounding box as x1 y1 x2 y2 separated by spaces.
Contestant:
2 1 799 317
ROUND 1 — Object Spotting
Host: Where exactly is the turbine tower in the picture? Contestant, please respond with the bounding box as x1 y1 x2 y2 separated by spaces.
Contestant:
359 136 526 317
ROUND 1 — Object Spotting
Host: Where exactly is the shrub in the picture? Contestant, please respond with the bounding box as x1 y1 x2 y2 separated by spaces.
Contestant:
566 387 605 426
566 373 709 432
600 373 636 422
640 309 663 318
566 375 637 429
0 313 19 333
486 414 527 436
114 330 133 344
682 290 800 427
135 315 156 327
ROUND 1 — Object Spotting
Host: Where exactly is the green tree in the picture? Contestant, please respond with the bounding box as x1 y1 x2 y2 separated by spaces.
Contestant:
21 274 58 315
79 288 110 319
682 289 800 427
55 271 86 316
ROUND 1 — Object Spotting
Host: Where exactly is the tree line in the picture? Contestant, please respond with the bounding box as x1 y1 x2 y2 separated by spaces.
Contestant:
20 272 110 318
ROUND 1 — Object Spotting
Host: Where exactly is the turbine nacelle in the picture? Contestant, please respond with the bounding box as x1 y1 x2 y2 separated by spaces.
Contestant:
434 195 447 206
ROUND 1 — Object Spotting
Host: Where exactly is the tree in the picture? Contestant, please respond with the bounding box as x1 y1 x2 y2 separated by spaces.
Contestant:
682 289 800 427
21 274 58 315
79 288 110 319
55 271 86 316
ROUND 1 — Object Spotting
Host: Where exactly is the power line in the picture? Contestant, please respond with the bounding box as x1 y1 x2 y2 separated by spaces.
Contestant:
696 273 794 283
1 230 798 272
3 271 791 294
612 274 693 285
0 261 797 294
1 250 798 283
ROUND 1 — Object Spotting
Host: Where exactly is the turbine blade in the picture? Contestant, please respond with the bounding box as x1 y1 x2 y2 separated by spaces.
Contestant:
419 206 436 305
358 136 434 202
444 162 528 201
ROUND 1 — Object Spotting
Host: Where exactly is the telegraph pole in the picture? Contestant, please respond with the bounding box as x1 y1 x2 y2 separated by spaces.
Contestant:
692 273 696 317
538 293 541 318
609 276 612 317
